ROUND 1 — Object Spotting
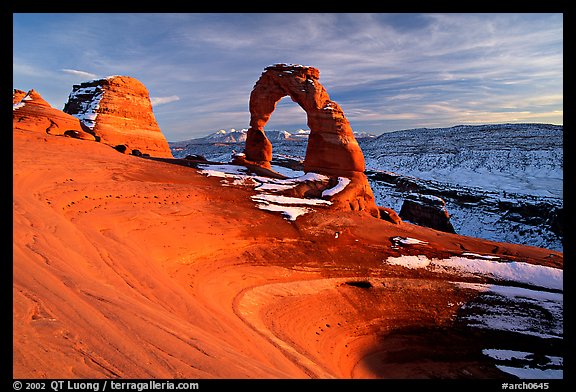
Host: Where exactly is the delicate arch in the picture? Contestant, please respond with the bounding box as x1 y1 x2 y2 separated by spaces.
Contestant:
244 64 365 176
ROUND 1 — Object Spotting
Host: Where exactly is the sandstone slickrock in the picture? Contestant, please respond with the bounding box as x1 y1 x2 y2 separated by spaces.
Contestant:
13 89 96 140
241 64 381 217
63 76 172 158
399 193 456 233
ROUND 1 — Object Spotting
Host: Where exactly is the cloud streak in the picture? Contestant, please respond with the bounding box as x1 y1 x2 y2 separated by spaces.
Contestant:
61 68 98 79
150 95 180 106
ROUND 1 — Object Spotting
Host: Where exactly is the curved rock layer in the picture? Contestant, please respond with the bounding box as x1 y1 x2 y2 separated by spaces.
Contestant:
244 64 379 217
63 76 173 158
13 89 95 140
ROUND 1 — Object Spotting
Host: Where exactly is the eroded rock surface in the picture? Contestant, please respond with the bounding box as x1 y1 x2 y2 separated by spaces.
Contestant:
63 76 172 158
13 89 95 140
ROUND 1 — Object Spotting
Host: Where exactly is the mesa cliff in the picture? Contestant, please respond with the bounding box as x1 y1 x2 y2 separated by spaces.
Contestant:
63 75 173 158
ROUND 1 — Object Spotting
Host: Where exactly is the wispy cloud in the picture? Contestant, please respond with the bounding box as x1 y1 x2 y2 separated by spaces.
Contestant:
150 95 180 106
61 68 98 79
13 59 61 80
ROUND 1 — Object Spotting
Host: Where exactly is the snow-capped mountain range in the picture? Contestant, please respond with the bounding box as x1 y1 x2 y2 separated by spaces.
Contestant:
179 128 377 144
169 123 563 251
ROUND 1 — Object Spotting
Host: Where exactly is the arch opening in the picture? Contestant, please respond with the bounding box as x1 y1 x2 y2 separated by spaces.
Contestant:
262 97 309 137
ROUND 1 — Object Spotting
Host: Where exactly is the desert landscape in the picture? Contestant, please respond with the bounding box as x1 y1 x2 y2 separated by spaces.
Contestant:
13 66 563 381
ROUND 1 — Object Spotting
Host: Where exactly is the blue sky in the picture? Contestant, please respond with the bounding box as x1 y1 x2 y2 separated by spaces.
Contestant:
13 13 563 141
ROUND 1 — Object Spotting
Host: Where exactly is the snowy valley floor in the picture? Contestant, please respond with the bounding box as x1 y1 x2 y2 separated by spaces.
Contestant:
13 128 563 380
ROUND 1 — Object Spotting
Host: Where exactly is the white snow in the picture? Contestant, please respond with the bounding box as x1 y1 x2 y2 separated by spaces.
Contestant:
197 163 337 221
482 348 563 379
198 164 249 177
387 255 431 269
363 136 563 199
254 182 295 192
68 85 105 129
171 128 384 148
322 177 351 197
385 254 562 291
454 282 563 339
270 165 304 178
495 366 562 379
482 349 562 366
250 193 330 221
13 91 32 110
391 236 428 246
251 194 331 206
455 284 564 379
253 203 312 221
409 193 445 206
461 252 500 260
296 172 329 182
456 282 563 302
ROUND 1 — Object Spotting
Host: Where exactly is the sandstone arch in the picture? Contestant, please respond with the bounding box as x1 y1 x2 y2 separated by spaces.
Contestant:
242 64 382 218
245 64 366 176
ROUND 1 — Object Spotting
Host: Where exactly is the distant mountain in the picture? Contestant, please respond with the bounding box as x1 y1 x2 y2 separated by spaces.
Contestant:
361 123 563 251
362 123 563 198
200 129 248 143
169 128 378 162
171 128 377 146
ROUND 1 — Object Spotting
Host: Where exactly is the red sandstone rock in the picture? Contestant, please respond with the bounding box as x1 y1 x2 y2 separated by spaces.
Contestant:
246 64 365 175
244 128 272 166
63 76 172 158
243 64 379 217
13 89 96 140
13 89 27 104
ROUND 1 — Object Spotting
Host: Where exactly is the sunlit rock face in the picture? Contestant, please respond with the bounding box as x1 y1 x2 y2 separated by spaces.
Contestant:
63 76 172 158
246 64 365 175
13 89 27 104
244 64 380 217
13 89 95 140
